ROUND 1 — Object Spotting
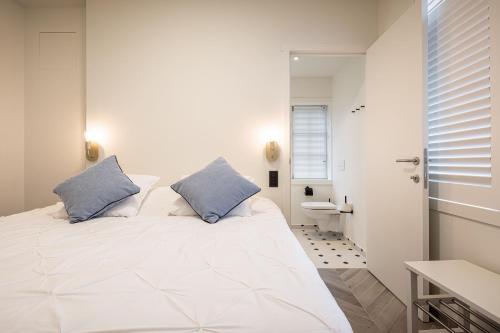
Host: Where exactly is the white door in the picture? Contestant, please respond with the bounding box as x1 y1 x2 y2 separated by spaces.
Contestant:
365 0 428 303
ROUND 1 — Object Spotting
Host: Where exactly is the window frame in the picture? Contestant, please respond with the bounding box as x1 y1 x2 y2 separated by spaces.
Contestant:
290 100 332 182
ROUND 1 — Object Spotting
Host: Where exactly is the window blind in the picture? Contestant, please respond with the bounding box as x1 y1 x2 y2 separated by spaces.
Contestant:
427 0 492 187
292 105 328 179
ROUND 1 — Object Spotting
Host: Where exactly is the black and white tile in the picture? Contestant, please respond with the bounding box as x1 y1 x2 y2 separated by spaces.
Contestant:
292 226 367 269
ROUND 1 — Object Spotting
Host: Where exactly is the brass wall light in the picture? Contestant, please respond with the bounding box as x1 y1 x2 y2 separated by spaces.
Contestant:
84 129 101 162
265 141 280 162
85 141 99 162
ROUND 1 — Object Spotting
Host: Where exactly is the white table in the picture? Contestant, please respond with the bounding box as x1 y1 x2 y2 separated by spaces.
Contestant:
405 260 500 333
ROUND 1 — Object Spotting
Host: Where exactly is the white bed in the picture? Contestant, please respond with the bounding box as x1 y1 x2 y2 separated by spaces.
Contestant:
0 188 352 333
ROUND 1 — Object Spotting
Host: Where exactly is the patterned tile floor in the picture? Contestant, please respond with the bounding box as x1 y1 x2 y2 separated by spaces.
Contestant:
291 226 367 269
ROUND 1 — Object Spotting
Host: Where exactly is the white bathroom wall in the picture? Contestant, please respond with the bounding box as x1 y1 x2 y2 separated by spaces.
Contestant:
290 77 332 99
290 76 333 226
0 0 25 216
24 6 85 210
85 0 379 219
331 57 366 250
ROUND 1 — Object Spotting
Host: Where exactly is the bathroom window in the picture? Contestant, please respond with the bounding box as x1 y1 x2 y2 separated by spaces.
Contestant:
292 105 329 179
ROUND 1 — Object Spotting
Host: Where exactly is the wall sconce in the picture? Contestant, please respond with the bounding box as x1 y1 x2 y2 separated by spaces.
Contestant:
265 141 280 162
85 141 99 162
84 130 102 162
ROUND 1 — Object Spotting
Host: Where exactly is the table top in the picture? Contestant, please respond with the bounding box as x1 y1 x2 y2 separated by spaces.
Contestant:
405 260 500 323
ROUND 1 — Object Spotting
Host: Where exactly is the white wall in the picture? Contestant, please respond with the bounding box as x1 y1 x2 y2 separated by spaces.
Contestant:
0 0 25 216
290 77 332 99
290 76 333 226
85 0 379 219
430 212 500 274
377 0 414 36
331 57 366 250
24 6 85 210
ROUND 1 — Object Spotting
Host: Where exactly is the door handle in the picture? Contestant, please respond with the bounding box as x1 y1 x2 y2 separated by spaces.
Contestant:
395 157 420 166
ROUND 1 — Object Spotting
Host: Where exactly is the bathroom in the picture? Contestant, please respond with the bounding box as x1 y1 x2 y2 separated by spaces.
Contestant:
289 54 367 268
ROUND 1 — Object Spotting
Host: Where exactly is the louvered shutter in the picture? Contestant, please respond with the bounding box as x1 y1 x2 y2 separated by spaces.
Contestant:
427 0 492 187
292 105 328 179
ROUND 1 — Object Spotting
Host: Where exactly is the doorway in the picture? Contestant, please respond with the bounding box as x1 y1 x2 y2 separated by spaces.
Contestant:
288 53 367 268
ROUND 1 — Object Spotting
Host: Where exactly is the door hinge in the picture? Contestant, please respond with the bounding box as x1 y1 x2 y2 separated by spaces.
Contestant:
423 148 428 189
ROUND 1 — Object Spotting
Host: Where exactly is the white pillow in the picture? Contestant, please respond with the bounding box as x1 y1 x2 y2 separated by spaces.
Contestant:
51 174 160 219
137 186 179 216
49 203 69 219
102 174 160 217
169 196 252 218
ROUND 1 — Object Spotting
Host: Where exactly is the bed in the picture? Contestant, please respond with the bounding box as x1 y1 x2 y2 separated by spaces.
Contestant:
0 187 352 333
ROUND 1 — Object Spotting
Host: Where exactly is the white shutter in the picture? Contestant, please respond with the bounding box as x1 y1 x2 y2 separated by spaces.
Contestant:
427 0 492 187
292 105 328 179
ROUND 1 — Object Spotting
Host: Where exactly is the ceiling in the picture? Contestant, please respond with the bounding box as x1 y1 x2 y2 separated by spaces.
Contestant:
290 55 356 78
16 0 84 7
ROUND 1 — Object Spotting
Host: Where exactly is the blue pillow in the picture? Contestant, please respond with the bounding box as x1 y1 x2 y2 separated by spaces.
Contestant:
171 157 261 223
53 156 140 223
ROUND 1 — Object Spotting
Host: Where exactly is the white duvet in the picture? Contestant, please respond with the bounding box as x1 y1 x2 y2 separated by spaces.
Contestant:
0 192 352 333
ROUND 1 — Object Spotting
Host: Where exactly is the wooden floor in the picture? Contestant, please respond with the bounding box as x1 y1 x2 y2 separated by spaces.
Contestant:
319 269 446 333
319 268 407 332
320 268 455 333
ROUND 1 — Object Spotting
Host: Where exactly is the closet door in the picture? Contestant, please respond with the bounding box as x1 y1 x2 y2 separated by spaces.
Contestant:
365 0 428 303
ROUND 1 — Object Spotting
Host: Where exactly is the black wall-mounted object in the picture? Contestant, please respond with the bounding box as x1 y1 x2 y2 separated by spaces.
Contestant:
269 171 278 187
352 105 365 113
305 186 313 196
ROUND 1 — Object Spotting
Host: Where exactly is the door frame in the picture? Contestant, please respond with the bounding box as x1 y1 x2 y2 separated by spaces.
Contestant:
281 48 366 225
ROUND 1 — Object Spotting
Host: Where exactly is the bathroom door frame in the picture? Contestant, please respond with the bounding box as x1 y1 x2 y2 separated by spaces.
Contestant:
281 48 366 226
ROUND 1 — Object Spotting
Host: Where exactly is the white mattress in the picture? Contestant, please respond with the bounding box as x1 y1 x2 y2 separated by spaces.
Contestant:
0 191 352 333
